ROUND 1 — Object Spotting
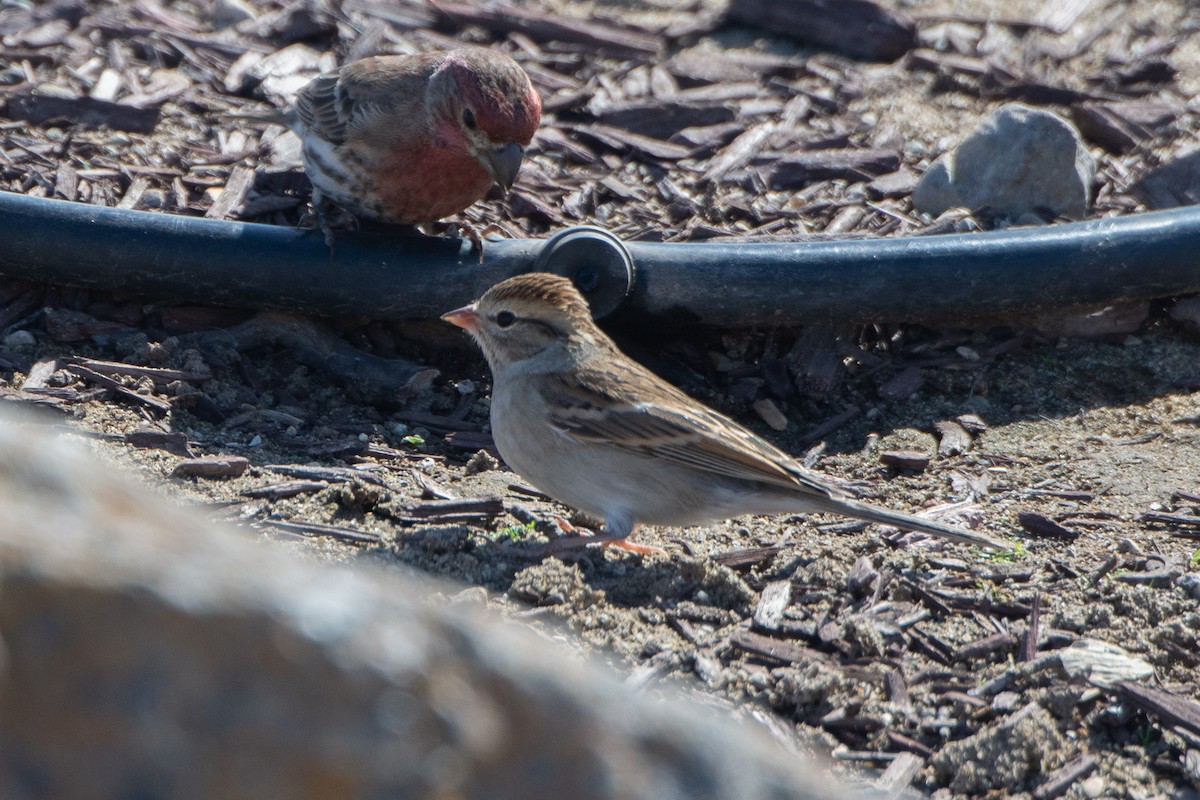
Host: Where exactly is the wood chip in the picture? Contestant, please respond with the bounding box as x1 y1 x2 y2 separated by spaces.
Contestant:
64 356 211 384
880 450 930 472
770 149 901 188
702 121 778 183
730 629 831 664
402 496 504 520
125 428 194 457
725 0 917 61
752 580 792 631
1033 755 1099 800
878 366 924 402
263 518 380 545
1021 593 1042 662
431 2 660 57
1072 100 1176 153
593 101 735 140
63 363 172 413
711 545 783 570
1115 681 1200 738
205 165 256 219
1 93 160 133
1017 511 1080 541
957 632 1018 662
170 455 250 479
933 420 972 456
241 480 328 499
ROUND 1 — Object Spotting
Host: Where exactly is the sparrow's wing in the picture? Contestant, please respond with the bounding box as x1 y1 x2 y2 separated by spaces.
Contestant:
549 360 837 497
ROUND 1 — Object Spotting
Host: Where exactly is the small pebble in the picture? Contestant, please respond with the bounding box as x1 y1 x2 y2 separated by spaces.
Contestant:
2 330 35 349
1081 775 1105 799
455 379 476 395
752 398 788 431
391 422 409 436
1177 573 1200 600
248 434 262 447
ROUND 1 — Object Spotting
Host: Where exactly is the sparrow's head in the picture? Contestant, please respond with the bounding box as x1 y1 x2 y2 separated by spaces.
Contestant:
442 273 600 371
430 48 542 191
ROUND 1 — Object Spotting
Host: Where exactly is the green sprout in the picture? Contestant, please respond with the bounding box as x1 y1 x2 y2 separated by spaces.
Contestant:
980 539 1028 563
402 434 425 446
1192 548 1200 566
491 520 536 542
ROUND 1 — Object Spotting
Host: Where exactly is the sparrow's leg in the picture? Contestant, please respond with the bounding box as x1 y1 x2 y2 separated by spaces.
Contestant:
520 515 666 557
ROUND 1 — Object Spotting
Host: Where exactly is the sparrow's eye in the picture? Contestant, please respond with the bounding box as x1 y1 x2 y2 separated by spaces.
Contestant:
495 310 517 328
462 108 477 130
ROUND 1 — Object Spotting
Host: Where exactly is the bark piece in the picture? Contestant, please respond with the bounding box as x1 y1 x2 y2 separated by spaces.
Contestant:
1114 682 1200 738
933 420 972 456
1033 755 1099 800
171 455 250 479
878 366 924 402
125 429 194 457
725 0 917 62
1072 100 1176 153
205 165 256 220
1017 512 1079 541
770 149 900 189
431 2 660 57
880 450 930 472
2 93 160 133
592 101 735 141
1131 147 1200 209
752 581 792 631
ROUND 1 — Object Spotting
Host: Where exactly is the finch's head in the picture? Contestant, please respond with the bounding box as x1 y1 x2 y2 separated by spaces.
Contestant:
430 48 542 192
441 273 599 372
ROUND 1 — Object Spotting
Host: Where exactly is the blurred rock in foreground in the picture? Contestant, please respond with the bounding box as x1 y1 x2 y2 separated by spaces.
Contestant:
0 410 848 800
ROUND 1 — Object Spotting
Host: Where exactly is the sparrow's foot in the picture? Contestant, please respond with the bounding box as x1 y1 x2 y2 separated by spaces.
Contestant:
500 524 666 559
601 538 667 556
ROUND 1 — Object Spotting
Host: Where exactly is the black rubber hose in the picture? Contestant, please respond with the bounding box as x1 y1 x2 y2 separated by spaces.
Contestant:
1 190 1198 326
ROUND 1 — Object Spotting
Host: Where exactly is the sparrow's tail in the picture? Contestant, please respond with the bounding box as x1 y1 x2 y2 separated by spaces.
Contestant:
820 495 1013 551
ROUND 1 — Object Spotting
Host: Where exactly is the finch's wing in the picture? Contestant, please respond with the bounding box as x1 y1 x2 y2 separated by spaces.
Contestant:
294 72 352 145
547 361 837 498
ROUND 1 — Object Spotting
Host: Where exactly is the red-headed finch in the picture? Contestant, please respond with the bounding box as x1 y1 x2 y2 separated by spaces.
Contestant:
291 48 541 241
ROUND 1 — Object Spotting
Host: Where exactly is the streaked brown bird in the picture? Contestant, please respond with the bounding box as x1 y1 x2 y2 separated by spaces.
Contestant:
443 273 1011 555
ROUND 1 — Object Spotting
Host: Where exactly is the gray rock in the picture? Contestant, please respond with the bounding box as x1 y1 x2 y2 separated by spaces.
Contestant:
914 103 1096 222
1178 573 1200 601
2 329 35 349
0 410 849 800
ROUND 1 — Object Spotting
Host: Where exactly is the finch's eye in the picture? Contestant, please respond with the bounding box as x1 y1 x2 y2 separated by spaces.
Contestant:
495 310 517 328
462 108 477 130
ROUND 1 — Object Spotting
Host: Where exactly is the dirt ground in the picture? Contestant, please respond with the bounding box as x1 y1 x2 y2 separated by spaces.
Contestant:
2 0 1200 797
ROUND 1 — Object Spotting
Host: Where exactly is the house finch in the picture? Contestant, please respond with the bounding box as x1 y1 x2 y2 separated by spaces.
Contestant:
442 273 1012 556
291 48 542 242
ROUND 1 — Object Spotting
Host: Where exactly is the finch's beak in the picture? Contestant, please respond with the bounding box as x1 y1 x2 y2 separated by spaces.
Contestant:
481 142 524 191
441 303 481 331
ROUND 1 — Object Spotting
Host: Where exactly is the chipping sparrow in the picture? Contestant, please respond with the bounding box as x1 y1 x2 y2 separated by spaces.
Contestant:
443 273 1010 554
291 48 541 242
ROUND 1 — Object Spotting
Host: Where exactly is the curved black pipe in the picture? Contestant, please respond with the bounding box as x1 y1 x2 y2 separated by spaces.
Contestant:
0 190 1198 326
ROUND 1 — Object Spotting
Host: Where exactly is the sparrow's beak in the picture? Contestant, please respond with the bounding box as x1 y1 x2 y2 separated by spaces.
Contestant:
441 303 481 331
481 142 524 191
